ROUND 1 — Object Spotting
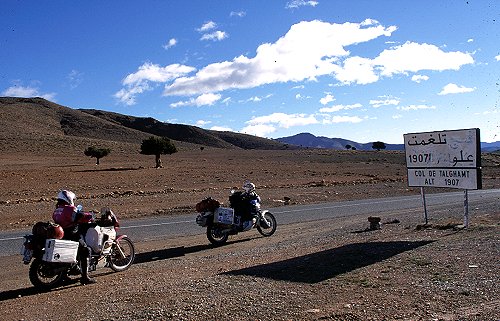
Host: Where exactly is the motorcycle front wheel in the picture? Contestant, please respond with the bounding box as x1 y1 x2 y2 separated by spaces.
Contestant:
207 225 229 246
109 237 135 272
29 258 66 290
257 212 277 237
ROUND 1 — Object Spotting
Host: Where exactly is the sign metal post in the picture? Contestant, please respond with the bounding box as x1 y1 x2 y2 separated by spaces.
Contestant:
421 187 428 225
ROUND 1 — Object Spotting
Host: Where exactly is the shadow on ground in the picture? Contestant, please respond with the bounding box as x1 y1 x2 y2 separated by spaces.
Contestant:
134 237 256 264
0 277 82 302
224 240 434 283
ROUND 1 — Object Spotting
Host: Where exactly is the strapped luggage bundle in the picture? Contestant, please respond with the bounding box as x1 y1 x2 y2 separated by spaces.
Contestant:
195 197 221 213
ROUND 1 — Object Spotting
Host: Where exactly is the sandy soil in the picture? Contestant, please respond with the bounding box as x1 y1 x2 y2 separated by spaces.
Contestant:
0 149 498 320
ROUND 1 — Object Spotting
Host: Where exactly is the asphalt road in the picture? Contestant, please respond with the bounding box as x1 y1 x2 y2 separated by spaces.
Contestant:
1 189 499 257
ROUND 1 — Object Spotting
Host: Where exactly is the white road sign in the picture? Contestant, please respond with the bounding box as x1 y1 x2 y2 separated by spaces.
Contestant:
404 128 481 190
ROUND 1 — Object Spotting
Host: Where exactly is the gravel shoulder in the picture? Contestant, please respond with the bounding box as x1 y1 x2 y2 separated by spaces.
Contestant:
0 204 498 320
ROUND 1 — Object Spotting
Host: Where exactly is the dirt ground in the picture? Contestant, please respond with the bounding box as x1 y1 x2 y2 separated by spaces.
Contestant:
0 149 499 320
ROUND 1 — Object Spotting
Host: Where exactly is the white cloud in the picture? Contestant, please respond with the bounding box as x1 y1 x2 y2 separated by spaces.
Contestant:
114 85 149 106
369 96 400 108
170 93 222 107
164 19 396 96
467 38 474 43
397 104 436 111
375 41 474 76
438 83 475 95
411 74 429 83
2 85 56 101
319 93 335 105
200 30 228 41
115 62 195 105
392 114 403 119
241 113 318 137
241 124 277 137
495 55 500 61
196 120 211 126
211 126 233 131
285 0 319 9
241 110 367 137
321 115 363 124
335 56 379 84
198 21 217 32
67 70 84 89
247 96 262 102
118 20 474 104
122 62 195 86
296 93 311 100
163 38 177 50
246 112 318 129
319 103 362 113
230 11 246 17
334 41 473 85
242 93 272 103
197 21 227 42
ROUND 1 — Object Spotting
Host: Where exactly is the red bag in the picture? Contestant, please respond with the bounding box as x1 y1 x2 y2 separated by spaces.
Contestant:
195 197 220 213
32 221 63 239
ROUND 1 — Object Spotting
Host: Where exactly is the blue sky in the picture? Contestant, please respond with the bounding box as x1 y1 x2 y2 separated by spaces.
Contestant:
1 0 499 143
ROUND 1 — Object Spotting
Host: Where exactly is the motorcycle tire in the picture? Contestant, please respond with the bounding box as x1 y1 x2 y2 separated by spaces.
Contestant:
257 212 277 237
109 237 135 272
206 225 229 246
28 258 66 290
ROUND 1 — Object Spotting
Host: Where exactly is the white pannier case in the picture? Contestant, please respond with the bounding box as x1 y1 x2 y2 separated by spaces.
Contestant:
43 239 79 263
214 207 234 225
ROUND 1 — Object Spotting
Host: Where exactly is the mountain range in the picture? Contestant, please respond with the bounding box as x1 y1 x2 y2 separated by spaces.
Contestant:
276 132 500 152
1 97 498 154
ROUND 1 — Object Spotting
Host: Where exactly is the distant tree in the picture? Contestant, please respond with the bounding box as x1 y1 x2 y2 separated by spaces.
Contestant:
84 146 111 165
140 136 177 168
351 146 357 151
200 146 205 151
372 141 386 151
345 144 352 150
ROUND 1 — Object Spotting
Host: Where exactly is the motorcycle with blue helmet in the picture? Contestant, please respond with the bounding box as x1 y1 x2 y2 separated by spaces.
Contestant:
195 181 277 246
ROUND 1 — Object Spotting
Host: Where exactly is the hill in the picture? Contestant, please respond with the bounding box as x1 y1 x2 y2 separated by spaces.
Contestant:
0 97 289 155
79 108 290 150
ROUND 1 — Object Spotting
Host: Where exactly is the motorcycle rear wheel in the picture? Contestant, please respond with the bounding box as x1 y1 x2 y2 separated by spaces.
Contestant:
207 225 229 246
109 237 135 272
29 258 66 290
257 212 277 237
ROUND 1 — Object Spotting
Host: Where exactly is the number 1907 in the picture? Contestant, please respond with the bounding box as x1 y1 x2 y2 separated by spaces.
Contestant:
408 153 432 163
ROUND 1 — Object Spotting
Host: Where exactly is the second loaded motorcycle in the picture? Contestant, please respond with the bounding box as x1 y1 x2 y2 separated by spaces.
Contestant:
195 188 277 246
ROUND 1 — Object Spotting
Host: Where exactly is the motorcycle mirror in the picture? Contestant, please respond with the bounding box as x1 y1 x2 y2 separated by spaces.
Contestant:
76 204 83 212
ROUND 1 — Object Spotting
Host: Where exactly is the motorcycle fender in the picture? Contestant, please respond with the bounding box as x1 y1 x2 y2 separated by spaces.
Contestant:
116 235 128 241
